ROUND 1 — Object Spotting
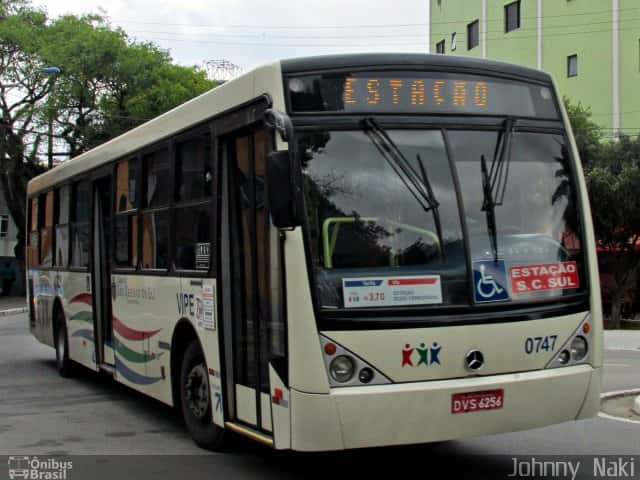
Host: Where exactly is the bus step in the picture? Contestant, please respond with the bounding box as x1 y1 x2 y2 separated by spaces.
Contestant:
224 422 274 447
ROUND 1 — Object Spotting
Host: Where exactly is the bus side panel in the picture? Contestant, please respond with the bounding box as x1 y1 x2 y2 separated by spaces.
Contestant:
64 270 98 371
179 278 225 427
111 274 177 406
555 78 603 368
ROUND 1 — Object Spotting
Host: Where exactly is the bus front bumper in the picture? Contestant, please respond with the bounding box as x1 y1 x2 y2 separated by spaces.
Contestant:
289 365 600 451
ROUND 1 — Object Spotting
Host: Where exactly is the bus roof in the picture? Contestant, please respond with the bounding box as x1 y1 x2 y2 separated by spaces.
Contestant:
28 53 553 196
281 53 553 84
27 60 285 196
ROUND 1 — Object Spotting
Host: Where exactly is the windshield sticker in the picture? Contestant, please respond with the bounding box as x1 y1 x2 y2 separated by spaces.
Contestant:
473 260 510 303
509 261 579 294
342 276 442 308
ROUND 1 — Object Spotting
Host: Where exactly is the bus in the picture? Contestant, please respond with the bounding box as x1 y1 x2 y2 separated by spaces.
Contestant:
26 53 602 451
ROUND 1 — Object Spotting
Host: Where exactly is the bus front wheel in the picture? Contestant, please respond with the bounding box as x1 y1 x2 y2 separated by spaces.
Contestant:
179 340 226 450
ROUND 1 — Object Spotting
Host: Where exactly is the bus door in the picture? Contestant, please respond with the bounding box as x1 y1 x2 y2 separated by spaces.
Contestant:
91 175 114 368
221 126 279 433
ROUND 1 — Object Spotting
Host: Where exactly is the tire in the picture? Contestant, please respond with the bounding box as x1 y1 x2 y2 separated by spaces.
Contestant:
179 340 226 451
55 314 74 378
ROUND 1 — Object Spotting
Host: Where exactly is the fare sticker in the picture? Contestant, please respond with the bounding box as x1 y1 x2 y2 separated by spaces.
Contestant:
509 261 579 294
343 276 442 308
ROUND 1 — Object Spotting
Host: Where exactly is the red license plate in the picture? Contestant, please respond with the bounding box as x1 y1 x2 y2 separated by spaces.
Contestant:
451 389 504 414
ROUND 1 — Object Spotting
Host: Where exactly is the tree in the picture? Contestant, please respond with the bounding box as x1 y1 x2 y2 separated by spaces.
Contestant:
586 137 640 328
0 0 217 275
0 0 50 261
563 97 603 169
565 99 640 327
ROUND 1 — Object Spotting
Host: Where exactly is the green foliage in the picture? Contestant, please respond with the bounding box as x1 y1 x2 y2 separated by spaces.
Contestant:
563 97 602 169
0 0 218 264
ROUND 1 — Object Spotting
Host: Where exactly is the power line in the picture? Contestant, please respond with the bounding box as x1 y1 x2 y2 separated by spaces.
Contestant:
119 14 640 40
109 6 640 30
132 22 640 47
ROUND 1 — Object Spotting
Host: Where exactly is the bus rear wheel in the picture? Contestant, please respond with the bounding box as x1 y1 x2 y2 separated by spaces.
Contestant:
55 315 74 378
179 340 226 451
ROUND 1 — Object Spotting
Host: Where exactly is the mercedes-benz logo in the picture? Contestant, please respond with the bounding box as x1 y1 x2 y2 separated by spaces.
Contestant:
465 350 484 371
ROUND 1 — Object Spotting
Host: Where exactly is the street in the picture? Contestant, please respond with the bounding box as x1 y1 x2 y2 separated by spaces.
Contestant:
1 311 639 479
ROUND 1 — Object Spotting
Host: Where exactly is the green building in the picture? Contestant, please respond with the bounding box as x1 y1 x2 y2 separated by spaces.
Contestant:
430 0 640 136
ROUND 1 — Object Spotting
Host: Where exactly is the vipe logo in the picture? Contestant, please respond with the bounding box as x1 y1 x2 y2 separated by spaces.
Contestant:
8 456 73 480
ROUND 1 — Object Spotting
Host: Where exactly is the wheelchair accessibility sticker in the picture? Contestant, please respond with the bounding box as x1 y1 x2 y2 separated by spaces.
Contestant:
473 260 510 303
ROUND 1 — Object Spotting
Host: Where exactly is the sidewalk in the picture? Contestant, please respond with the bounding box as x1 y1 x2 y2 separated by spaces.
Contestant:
0 296 27 316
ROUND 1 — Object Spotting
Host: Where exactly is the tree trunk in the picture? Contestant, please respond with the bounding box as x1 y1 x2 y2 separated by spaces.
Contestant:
609 293 623 329
609 257 640 329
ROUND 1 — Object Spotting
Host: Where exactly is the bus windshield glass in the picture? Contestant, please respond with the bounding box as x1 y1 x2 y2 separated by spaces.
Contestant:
300 127 586 312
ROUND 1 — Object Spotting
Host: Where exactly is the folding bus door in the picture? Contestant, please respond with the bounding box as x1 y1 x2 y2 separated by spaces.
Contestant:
222 126 279 434
91 175 115 368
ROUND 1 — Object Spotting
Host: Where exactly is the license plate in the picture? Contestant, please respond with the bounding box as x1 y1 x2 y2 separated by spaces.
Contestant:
451 389 504 414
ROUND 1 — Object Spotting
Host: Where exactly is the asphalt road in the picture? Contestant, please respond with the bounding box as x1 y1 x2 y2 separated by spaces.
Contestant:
1 312 639 480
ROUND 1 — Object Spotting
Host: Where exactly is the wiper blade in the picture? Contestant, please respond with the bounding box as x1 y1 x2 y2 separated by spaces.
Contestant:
481 117 515 261
362 117 444 258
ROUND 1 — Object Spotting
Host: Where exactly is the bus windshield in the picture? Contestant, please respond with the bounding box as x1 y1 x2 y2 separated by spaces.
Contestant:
300 126 586 312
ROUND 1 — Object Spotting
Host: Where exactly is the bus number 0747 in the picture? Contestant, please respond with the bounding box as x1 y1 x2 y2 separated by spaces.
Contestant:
524 335 558 354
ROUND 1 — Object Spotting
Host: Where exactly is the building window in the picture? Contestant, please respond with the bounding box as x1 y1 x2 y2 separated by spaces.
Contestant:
467 20 479 50
436 39 445 54
567 54 578 77
505 1 521 33
0 215 8 238
451 32 457 51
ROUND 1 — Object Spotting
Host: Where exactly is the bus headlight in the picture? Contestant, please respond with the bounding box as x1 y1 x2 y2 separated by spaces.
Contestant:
570 336 588 361
330 355 355 383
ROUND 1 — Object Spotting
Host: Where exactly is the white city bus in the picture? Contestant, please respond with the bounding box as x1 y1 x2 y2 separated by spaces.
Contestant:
26 54 602 451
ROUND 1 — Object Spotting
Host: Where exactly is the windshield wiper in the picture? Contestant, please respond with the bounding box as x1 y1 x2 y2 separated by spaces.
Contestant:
362 117 445 259
481 117 515 262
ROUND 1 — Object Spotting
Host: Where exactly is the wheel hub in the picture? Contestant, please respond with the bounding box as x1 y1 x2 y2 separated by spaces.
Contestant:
185 364 209 420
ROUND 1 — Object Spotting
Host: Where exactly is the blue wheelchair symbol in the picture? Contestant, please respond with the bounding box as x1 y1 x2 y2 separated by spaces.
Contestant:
473 260 510 303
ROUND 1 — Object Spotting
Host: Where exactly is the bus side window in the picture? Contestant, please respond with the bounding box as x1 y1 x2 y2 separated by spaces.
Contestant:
142 149 170 270
54 185 71 268
70 181 90 269
114 159 139 269
39 191 54 267
27 197 39 269
175 132 212 271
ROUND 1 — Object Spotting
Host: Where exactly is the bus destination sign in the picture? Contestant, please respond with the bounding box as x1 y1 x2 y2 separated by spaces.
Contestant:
288 72 559 118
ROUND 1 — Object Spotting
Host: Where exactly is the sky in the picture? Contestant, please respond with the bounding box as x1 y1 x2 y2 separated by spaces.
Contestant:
42 0 431 74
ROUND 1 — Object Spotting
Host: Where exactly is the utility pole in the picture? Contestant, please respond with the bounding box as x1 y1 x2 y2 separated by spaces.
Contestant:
41 66 61 169
47 115 53 169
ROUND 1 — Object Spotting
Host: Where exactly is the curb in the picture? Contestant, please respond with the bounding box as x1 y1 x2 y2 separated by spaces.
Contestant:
598 388 640 425
600 388 640 400
0 306 27 317
634 396 640 416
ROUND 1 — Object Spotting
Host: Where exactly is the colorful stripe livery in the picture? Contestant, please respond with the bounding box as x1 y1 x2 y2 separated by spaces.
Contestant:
115 357 163 385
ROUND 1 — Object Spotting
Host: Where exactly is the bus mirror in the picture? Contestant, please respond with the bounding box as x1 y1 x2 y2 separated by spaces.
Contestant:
267 149 304 229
